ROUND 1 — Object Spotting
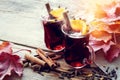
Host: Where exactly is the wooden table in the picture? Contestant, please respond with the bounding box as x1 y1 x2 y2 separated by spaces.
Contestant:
0 0 120 80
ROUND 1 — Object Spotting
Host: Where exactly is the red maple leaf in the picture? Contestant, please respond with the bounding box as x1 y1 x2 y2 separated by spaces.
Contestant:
89 39 120 62
0 41 12 54
0 42 23 80
89 40 114 53
95 1 120 22
104 1 120 19
105 45 120 62
107 22 120 33
89 1 120 62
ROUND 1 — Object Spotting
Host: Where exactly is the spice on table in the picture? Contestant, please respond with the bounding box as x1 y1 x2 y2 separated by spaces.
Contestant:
108 69 117 80
23 59 31 67
25 53 47 66
34 52 63 60
22 48 118 80
51 54 62 60
36 48 57 68
31 64 42 71
116 67 118 70
105 67 110 73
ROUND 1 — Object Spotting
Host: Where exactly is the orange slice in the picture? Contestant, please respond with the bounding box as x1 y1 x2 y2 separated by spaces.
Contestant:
70 19 88 35
70 19 82 32
50 8 65 20
82 23 89 35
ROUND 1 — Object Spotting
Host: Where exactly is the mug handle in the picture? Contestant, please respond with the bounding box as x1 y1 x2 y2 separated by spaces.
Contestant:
83 44 95 65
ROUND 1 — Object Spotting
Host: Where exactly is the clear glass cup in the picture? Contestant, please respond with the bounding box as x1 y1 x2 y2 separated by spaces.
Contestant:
62 24 95 69
42 18 65 52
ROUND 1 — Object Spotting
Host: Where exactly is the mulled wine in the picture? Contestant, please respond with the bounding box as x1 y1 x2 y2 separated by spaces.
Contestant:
42 20 65 51
62 27 95 69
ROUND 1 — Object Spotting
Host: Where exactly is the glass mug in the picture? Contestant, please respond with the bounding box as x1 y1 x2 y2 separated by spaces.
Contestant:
62 25 95 69
42 18 65 52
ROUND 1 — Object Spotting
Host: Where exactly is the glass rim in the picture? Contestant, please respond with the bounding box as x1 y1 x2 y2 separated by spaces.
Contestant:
61 24 89 38
41 16 63 22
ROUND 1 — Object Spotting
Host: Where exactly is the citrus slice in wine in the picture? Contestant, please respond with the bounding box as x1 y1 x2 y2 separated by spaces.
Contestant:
50 8 65 20
70 19 88 35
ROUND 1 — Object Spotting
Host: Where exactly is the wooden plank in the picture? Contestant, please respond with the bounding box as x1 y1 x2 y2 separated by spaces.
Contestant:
0 0 120 80
0 0 85 49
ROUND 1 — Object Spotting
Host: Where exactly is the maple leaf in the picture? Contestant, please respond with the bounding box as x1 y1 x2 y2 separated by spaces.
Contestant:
105 45 120 62
107 21 120 33
103 1 117 19
0 42 23 80
87 1 120 62
90 20 108 31
89 30 112 42
94 4 107 19
114 33 120 44
94 1 120 22
114 6 120 17
0 41 12 54
89 40 120 62
89 40 114 53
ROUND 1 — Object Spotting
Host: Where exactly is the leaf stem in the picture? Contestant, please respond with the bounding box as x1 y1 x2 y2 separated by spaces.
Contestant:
113 33 117 44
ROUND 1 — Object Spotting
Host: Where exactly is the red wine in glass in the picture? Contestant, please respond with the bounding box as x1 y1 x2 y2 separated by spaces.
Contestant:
42 20 65 51
62 25 95 69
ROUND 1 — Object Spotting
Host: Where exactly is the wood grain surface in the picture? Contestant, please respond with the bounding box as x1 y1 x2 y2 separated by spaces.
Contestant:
0 0 120 80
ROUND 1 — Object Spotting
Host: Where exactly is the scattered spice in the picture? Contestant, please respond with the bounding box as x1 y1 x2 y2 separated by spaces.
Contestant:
51 55 62 60
102 65 106 68
36 48 57 68
116 67 118 70
31 64 41 71
25 53 47 66
106 67 110 73
108 69 117 80
22 48 118 80
23 57 118 80
23 59 30 67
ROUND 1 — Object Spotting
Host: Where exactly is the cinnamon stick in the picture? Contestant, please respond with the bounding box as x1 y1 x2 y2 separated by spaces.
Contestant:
51 55 62 60
38 48 55 63
45 3 53 19
25 53 46 66
63 12 72 32
34 53 62 60
36 48 57 68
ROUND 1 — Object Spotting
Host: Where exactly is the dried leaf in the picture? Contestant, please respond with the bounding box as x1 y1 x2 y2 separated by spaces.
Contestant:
103 1 117 18
0 42 23 80
0 52 23 80
105 45 120 62
0 41 12 54
89 39 120 62
108 22 120 33
89 40 114 52
90 20 108 31
90 30 112 42
89 1 120 62
94 4 107 19
114 6 120 17
96 1 120 22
